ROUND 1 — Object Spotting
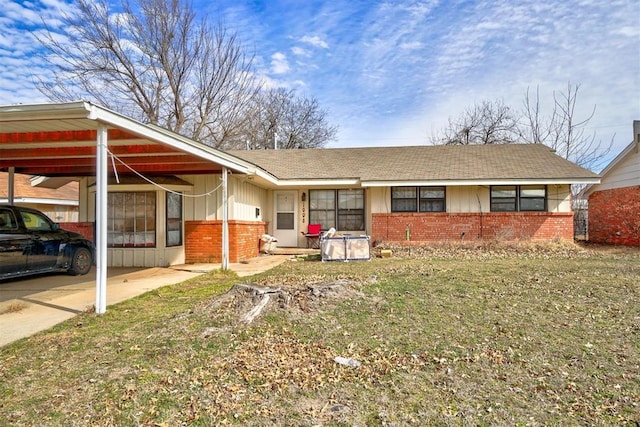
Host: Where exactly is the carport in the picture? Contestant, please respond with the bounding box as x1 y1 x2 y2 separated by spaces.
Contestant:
0 101 256 313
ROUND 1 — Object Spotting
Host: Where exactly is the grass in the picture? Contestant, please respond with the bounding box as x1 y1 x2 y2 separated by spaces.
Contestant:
1 243 639 426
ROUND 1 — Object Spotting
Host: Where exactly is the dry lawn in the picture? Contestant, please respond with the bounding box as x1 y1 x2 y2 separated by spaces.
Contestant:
1 242 639 426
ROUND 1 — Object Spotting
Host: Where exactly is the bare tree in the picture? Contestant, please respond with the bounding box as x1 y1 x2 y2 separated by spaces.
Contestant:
36 0 260 149
432 83 611 173
430 99 521 145
522 82 612 171
240 88 338 150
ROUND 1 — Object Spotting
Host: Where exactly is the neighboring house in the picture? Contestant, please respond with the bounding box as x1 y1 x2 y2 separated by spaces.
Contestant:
583 121 640 246
1 102 600 270
0 172 79 222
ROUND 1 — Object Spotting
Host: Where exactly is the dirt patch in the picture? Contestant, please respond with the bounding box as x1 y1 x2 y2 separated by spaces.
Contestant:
198 278 366 329
370 239 616 259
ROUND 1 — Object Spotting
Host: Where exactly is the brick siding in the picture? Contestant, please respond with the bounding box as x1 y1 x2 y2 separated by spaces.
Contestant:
588 185 640 246
58 220 269 263
371 212 574 243
59 221 95 242
185 220 268 263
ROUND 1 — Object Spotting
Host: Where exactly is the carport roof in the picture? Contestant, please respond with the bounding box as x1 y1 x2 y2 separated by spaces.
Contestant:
0 101 257 177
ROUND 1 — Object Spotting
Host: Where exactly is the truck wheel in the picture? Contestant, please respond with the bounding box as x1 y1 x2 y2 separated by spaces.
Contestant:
69 247 92 275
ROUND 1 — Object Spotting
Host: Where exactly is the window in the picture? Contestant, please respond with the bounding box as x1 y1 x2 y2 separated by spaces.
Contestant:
519 186 546 211
166 192 182 247
490 185 546 212
20 210 54 231
338 189 365 230
490 186 517 212
276 192 295 230
420 187 446 212
391 187 417 212
309 189 364 231
108 192 156 247
309 190 336 229
391 186 446 212
0 208 17 230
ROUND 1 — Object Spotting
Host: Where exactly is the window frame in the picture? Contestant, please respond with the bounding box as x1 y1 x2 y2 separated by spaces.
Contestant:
107 191 157 248
309 189 365 231
490 185 547 212
166 192 183 247
490 186 518 212
308 189 336 230
391 187 417 212
391 186 446 213
519 185 547 211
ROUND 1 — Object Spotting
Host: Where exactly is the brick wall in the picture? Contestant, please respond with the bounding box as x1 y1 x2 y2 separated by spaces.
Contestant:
59 221 95 242
58 220 268 263
588 186 640 246
371 212 574 243
185 220 268 263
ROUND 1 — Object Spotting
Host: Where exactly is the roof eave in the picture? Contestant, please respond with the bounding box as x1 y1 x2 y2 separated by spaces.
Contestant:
0 197 79 206
87 104 257 174
273 178 361 187
0 101 263 176
582 125 639 196
362 178 602 187
0 101 93 121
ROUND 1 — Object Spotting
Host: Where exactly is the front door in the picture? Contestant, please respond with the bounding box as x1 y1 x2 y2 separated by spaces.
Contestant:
274 191 298 247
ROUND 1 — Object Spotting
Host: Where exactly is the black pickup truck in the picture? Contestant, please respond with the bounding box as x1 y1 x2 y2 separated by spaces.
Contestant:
0 205 94 280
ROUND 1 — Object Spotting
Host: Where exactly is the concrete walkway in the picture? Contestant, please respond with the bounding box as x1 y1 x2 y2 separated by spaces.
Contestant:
0 255 292 347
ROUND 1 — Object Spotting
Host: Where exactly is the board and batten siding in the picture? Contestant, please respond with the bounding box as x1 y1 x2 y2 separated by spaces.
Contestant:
228 176 270 221
185 175 268 222
547 185 572 212
184 174 221 221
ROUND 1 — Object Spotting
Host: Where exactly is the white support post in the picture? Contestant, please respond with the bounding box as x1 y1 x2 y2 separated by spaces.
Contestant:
222 167 229 270
95 125 108 314
7 167 14 205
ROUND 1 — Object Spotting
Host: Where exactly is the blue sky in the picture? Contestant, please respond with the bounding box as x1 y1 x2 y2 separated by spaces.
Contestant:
1 0 639 168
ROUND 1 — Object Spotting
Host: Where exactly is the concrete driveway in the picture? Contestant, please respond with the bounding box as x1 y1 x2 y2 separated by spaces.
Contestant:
0 255 292 347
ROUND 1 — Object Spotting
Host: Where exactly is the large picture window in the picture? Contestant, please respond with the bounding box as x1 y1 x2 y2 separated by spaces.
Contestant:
166 192 182 247
309 189 364 231
490 185 546 212
391 186 446 212
108 192 156 247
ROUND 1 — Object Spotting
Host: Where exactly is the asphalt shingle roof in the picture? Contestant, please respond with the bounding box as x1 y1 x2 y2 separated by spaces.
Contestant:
0 172 78 200
228 144 599 182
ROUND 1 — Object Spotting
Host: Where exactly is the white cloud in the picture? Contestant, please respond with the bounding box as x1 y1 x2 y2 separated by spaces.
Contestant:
300 35 329 49
399 41 423 50
615 26 640 37
291 46 309 57
270 52 290 74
